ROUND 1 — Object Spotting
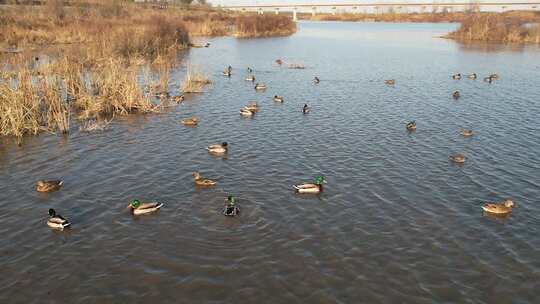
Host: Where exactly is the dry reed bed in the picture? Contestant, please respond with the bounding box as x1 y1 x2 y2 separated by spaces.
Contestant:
234 15 297 38
447 13 540 43
181 65 211 94
0 2 295 139
305 12 470 23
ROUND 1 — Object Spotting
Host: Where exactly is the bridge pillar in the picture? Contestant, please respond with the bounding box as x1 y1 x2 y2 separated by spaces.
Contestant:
275 8 279 15
258 8 263 15
293 8 298 21
312 7 316 17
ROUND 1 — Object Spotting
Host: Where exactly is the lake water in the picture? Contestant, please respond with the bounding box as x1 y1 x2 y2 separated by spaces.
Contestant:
1 21 540 303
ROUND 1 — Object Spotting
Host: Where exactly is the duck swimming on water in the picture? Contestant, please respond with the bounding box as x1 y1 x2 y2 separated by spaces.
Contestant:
128 200 163 215
223 66 232 77
193 172 217 187
453 90 461 99
240 107 255 117
37 180 63 193
254 83 266 90
406 121 416 131
173 95 185 103
482 199 515 215
245 75 255 82
181 117 199 126
273 95 284 103
302 104 310 114
467 73 477 79
314 77 320 84
294 176 326 194
449 153 465 164
452 73 462 80
245 101 260 112
47 208 71 230
223 195 240 216
460 129 474 137
207 142 228 154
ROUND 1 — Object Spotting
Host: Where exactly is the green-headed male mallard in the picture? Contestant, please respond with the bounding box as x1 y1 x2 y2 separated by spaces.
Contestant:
294 176 326 194
128 200 163 216
223 195 240 216
207 142 228 154
47 208 71 229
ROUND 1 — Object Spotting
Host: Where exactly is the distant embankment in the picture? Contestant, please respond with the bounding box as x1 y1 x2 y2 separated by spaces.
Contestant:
446 11 540 43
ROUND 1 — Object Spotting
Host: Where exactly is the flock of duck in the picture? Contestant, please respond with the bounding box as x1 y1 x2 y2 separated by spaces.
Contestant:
40 65 513 230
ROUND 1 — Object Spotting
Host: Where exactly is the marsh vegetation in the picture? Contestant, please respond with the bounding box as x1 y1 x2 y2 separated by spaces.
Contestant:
0 1 295 139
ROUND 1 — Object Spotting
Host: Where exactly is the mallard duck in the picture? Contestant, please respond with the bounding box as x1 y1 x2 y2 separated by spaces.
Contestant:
460 129 474 137
273 95 284 103
385 79 396 85
482 199 515 215
47 208 71 229
205 42 211 48
193 172 217 186
406 121 416 131
449 153 465 163
302 104 310 114
128 200 163 215
452 73 462 80
173 95 184 103
245 101 260 112
222 71 231 77
223 195 240 216
207 142 228 154
467 73 477 79
254 83 266 90
245 75 255 82
181 117 198 126
483 76 493 83
294 176 326 194
36 180 63 193
489 73 499 79
314 77 320 84
453 90 461 99
240 107 255 116
247 67 253 73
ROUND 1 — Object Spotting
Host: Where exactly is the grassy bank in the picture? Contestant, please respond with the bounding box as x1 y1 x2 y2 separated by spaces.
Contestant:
0 2 296 51
301 11 470 23
446 12 540 43
0 1 295 139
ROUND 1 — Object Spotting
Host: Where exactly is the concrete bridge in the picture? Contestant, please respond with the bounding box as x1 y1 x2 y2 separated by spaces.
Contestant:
221 2 540 21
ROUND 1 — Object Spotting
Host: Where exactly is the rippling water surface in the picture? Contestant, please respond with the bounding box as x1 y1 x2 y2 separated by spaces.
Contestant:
1 22 540 303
